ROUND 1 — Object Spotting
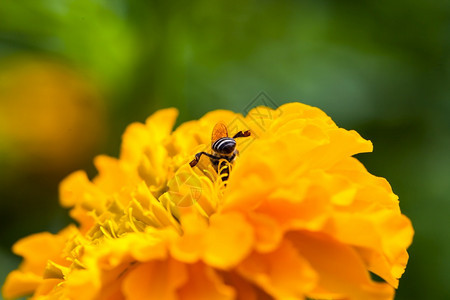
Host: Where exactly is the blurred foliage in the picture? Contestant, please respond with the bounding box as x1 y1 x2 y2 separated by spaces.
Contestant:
0 0 449 299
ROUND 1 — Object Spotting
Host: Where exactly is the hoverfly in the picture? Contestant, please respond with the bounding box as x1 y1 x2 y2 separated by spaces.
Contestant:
189 122 251 181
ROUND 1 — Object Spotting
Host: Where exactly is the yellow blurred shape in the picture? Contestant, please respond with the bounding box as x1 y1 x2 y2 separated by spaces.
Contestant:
0 56 105 174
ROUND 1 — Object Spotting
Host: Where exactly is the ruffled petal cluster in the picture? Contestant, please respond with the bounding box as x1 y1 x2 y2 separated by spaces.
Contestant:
3 103 413 300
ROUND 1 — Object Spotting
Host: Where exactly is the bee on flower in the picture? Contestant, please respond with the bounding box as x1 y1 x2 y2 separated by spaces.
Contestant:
189 122 251 181
3 103 413 300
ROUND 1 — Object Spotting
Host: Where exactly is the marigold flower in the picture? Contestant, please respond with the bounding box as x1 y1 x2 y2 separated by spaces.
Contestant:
2 103 413 300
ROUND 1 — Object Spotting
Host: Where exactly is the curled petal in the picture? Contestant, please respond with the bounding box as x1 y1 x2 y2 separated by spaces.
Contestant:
287 231 395 300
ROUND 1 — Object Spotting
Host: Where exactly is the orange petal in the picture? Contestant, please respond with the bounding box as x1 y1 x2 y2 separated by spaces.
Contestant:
356 247 399 288
221 272 259 300
64 268 100 300
237 239 317 299
246 213 282 253
256 183 330 232
172 212 254 269
377 213 414 271
122 259 187 300
170 213 208 263
34 278 62 297
177 263 235 300
300 128 373 172
2 270 42 299
222 156 275 212
287 231 394 300
12 229 73 274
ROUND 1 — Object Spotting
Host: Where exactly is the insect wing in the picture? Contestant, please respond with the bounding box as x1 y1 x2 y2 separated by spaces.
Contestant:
211 122 228 144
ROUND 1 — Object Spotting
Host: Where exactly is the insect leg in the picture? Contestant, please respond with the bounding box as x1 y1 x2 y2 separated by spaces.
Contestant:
189 152 221 167
232 130 251 139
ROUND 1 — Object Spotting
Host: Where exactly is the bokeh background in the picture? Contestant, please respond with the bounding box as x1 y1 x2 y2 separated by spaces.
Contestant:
0 1 448 299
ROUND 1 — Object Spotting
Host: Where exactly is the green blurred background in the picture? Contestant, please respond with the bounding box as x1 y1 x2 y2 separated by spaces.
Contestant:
0 0 448 299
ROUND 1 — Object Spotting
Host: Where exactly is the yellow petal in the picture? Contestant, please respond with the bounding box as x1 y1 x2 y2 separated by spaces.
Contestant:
128 229 173 262
120 108 178 164
145 107 179 141
43 260 69 279
3 103 413 299
276 102 335 126
93 155 140 194
59 170 106 212
203 213 254 269
119 111 176 192
167 164 204 208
